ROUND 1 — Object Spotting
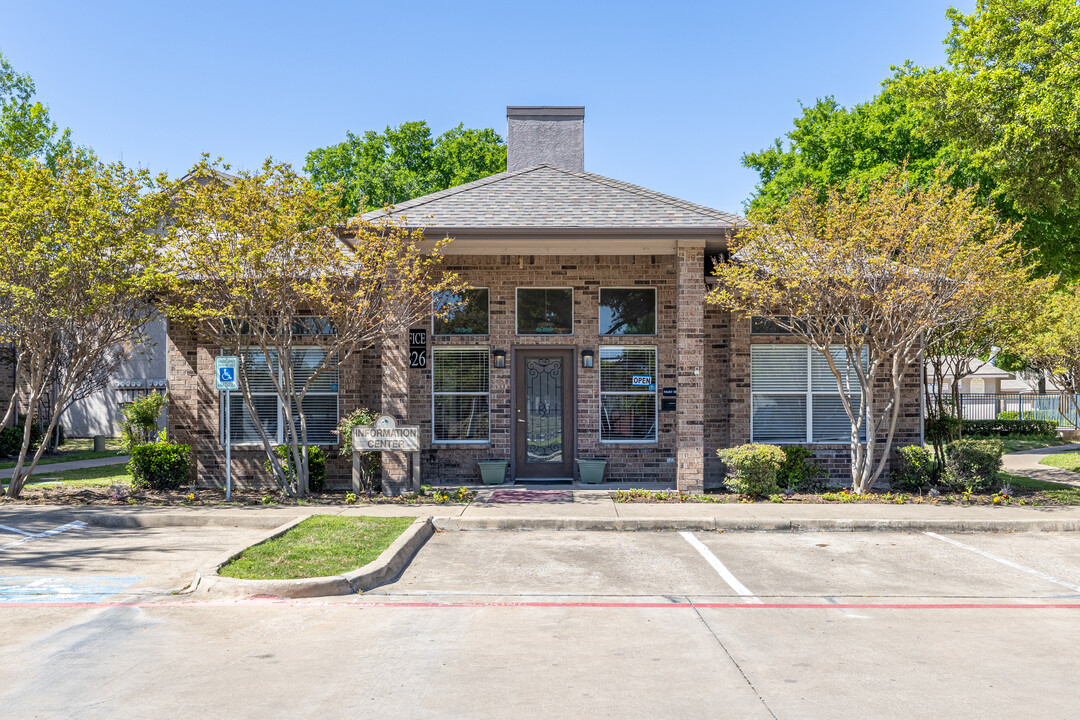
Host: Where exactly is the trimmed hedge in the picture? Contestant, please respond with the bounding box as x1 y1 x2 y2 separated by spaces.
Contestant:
717 443 785 497
778 446 828 491
896 445 933 492
943 438 1003 493
128 442 191 491
961 418 1057 436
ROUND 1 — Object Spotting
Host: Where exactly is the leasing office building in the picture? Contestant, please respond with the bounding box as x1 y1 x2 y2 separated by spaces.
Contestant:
166 107 922 492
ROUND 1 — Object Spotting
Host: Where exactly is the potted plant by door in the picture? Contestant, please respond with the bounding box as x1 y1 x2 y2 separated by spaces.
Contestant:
477 459 508 485
576 458 607 484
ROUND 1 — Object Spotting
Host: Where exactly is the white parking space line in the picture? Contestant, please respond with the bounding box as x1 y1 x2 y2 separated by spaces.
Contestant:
0 524 34 536
0 521 87 550
925 531 1080 593
680 531 763 603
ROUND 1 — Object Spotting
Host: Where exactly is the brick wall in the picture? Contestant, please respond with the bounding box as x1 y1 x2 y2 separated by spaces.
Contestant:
405 254 681 486
0 344 15 424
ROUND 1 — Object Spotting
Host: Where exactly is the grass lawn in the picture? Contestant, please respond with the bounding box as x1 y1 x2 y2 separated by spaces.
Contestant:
0 437 125 470
1038 452 1080 473
219 515 415 580
1000 472 1080 505
2 462 132 489
969 433 1071 454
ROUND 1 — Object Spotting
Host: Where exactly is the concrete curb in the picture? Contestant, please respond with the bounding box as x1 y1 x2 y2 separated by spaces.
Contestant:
83 512 299 530
189 517 433 599
433 516 1080 533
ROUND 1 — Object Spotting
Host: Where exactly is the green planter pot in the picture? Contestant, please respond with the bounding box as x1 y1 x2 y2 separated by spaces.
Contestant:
477 460 508 485
577 459 607 484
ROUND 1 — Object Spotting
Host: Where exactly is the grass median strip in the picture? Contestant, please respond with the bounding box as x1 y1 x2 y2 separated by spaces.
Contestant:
219 515 415 580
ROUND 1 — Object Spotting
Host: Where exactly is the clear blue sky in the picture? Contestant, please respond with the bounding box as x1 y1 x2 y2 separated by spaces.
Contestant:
0 0 971 213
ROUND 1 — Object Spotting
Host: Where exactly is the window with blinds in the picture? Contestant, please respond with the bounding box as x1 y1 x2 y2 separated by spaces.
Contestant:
221 347 339 446
750 345 867 444
600 346 657 442
432 347 490 442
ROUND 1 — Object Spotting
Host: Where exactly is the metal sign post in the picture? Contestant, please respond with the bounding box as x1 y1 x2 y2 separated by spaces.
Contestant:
215 356 240 501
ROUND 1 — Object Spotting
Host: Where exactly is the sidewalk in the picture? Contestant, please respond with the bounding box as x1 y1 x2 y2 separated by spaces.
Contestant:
1002 443 1080 488
10 486 1079 534
0 455 130 480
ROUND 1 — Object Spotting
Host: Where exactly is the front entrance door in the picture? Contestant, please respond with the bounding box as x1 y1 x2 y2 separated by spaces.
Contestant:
514 349 575 479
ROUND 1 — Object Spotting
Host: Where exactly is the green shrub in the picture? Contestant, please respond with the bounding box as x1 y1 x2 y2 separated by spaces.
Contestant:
265 445 326 493
717 443 786 497
896 445 933 492
962 418 1057 436
0 416 46 457
118 392 168 452
128 442 191 491
778 446 828 491
943 438 1004 492
995 411 1046 421
334 408 381 493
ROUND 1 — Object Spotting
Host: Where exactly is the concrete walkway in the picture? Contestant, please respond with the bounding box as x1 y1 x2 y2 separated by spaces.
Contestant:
0 455 129 480
1002 443 1080 488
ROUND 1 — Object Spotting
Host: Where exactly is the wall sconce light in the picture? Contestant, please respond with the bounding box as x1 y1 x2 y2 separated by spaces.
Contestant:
493 349 507 369
581 349 594 369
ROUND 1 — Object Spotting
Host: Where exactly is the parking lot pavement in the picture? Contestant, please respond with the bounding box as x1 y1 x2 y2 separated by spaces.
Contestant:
2 527 1079 719
0 515 270 600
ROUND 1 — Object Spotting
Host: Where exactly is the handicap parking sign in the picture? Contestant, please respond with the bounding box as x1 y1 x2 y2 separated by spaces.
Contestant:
215 356 240 391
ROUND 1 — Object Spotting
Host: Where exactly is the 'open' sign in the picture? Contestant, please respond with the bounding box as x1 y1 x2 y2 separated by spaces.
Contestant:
631 375 653 386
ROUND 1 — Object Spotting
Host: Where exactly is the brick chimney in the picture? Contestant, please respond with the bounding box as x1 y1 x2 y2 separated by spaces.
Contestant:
506 106 585 172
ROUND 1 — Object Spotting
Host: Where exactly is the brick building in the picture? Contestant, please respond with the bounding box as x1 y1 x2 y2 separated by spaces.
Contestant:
166 106 923 493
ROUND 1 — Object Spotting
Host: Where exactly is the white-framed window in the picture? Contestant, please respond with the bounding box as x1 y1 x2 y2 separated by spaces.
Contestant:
433 288 490 336
600 345 657 443
516 287 573 335
750 345 867 444
432 346 490 443
599 287 657 336
221 347 339 446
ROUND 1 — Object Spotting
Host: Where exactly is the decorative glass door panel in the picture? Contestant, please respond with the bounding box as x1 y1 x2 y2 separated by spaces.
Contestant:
525 357 563 464
514 350 575 479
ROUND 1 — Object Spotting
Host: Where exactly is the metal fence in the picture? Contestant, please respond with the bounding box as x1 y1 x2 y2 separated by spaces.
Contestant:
927 393 1080 428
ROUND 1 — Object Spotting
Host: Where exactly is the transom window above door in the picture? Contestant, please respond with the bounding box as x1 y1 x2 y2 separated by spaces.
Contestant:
600 288 656 336
517 288 573 335
434 288 489 336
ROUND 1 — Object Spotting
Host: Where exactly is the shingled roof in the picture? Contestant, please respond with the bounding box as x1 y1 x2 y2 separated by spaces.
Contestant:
361 164 745 232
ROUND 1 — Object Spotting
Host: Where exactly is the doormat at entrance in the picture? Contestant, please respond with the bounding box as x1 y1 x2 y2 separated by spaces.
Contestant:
488 490 573 504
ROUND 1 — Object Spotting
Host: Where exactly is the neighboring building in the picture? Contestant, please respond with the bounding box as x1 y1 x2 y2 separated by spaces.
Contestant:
926 358 1015 395
167 106 923 492
61 318 168 437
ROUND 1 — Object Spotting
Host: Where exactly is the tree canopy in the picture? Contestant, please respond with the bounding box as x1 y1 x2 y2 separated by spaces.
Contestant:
0 51 80 167
0 154 168 498
304 121 506 215
710 171 1033 493
164 157 466 496
742 1 1080 281
901 0 1080 214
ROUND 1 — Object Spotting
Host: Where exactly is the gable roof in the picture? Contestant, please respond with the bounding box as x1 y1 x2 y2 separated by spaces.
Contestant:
361 164 745 233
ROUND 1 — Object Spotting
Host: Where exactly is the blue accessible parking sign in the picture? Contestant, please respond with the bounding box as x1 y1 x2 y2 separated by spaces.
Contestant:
215 356 240 391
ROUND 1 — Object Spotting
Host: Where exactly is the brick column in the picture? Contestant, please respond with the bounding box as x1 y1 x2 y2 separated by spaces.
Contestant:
380 325 413 495
165 319 200 487
676 240 706 493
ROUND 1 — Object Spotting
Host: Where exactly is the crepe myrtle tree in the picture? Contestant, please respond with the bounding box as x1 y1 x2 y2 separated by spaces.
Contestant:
0 154 168 498
163 157 466 497
708 170 1032 494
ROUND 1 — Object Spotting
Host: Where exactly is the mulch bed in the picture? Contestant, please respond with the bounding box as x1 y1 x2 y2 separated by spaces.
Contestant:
612 488 1073 507
0 485 476 507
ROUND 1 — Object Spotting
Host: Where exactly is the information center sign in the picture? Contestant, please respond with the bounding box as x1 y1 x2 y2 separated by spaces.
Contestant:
352 415 420 452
